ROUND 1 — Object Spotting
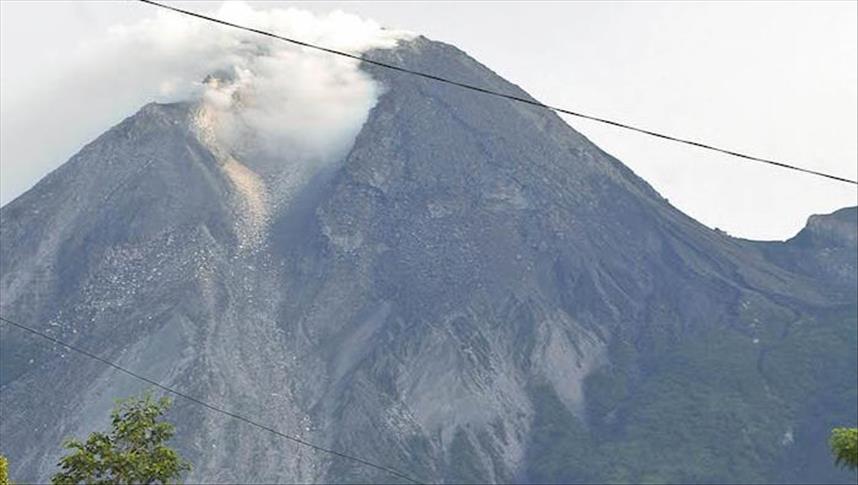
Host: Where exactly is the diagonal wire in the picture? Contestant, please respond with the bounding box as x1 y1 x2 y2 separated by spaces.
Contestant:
137 0 857 186
0 315 425 485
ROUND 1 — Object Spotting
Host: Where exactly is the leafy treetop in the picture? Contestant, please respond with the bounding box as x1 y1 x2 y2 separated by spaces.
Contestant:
830 427 858 472
51 393 191 485
1 454 10 485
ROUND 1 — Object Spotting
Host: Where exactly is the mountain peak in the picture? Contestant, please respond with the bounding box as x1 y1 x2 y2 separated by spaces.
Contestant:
1 33 856 485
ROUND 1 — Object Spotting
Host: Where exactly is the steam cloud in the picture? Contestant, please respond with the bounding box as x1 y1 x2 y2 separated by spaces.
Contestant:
0 1 412 204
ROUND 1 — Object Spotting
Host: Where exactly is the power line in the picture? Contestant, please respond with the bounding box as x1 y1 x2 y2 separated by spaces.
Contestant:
0 315 425 485
138 0 857 186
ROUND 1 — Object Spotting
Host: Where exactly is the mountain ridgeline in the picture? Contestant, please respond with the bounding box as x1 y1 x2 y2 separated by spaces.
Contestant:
1 36 856 484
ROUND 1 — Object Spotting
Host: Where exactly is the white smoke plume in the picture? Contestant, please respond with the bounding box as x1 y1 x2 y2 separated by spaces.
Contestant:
0 1 412 205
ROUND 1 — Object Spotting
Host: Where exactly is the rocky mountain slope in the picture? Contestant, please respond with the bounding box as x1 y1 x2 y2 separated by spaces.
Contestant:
1 36 856 484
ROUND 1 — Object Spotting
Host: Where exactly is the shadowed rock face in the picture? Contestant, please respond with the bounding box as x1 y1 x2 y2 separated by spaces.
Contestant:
1 36 856 484
752 207 858 296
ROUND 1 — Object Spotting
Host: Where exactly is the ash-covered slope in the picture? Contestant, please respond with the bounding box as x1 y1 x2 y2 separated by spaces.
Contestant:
1 36 856 484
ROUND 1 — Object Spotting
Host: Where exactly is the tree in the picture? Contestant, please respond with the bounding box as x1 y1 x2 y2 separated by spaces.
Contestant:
830 427 858 471
1 454 10 485
51 393 190 484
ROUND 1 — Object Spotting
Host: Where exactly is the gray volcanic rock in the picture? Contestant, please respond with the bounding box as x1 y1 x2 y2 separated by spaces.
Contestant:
1 36 856 484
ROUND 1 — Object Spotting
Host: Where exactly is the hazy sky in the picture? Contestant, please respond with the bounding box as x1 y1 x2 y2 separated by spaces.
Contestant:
1 1 856 240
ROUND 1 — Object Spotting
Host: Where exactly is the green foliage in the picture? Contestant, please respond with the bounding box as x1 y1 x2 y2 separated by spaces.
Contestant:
1 454 10 485
526 385 602 484
830 428 858 471
525 305 858 484
612 326 784 483
51 393 190 485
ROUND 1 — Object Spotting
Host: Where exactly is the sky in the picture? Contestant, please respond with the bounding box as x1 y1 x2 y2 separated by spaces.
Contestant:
1 1 856 240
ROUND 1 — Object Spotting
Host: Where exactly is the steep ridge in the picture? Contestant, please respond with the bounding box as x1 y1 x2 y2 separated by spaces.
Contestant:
752 207 858 295
1 36 855 484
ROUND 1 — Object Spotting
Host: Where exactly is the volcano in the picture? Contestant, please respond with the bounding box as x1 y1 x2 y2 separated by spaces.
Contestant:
1 35 856 484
